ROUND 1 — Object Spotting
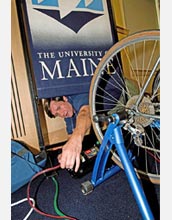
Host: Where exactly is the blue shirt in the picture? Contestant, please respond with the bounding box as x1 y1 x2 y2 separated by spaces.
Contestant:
64 93 89 134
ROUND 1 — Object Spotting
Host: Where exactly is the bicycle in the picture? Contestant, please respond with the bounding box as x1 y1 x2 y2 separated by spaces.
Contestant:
89 30 160 185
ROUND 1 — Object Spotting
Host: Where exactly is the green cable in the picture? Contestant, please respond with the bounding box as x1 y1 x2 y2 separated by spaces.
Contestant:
52 176 67 217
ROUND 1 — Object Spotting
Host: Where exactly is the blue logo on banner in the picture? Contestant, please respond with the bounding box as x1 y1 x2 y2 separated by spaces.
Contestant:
32 0 104 32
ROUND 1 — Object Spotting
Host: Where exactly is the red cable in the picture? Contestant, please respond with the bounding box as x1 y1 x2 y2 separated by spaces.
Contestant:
147 149 160 163
27 164 77 220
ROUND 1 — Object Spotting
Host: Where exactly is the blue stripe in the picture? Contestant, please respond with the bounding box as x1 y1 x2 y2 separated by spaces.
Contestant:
31 0 104 11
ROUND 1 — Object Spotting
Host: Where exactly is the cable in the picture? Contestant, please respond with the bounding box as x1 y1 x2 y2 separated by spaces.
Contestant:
11 198 35 220
47 147 73 219
27 164 77 220
52 176 68 217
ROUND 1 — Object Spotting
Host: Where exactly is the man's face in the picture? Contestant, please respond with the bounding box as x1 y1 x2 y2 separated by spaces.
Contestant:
49 98 74 118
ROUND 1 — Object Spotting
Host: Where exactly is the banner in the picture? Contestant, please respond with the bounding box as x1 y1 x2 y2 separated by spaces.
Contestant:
21 0 118 98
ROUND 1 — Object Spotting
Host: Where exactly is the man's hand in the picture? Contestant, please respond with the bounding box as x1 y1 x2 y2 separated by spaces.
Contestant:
57 105 91 172
57 133 82 172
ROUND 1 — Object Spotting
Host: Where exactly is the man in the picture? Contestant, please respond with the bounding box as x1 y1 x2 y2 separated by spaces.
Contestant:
43 93 91 173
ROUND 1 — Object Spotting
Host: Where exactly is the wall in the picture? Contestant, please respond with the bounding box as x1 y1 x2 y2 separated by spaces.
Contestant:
122 0 159 34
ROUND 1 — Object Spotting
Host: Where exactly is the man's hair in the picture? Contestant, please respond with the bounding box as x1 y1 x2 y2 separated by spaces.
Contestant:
43 96 63 118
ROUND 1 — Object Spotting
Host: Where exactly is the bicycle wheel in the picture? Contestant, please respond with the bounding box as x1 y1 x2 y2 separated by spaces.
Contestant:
89 30 160 184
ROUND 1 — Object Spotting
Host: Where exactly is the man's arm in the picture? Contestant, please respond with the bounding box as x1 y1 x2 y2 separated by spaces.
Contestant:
73 105 91 139
58 105 92 172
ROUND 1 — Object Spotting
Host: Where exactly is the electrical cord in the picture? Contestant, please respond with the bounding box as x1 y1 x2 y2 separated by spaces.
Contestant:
52 176 67 217
11 198 35 220
48 146 74 218
27 164 77 220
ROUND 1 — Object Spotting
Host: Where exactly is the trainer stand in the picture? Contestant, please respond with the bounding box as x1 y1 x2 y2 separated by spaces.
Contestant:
81 114 154 220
